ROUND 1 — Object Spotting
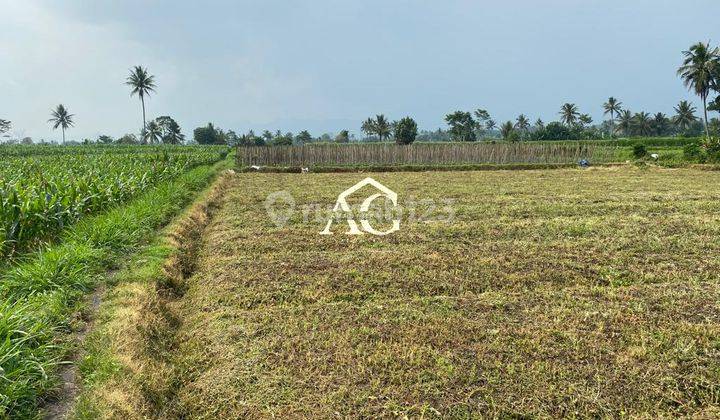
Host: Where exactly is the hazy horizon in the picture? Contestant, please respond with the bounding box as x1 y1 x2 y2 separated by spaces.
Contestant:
2 0 719 142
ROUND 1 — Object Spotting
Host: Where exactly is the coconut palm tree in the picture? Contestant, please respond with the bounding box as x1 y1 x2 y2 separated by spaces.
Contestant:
361 118 376 140
513 114 529 140
485 119 497 131
579 114 593 127
515 114 530 130
677 42 720 138
673 100 698 132
375 114 392 142
633 112 653 136
500 121 514 140
617 109 634 137
534 118 544 130
126 65 156 142
48 104 74 144
652 112 671 136
559 103 579 126
143 120 162 144
603 97 622 136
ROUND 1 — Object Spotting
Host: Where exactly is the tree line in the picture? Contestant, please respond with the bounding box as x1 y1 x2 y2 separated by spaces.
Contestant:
3 42 718 146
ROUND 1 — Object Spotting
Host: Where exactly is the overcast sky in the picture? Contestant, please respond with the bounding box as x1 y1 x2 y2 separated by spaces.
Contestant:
1 0 719 142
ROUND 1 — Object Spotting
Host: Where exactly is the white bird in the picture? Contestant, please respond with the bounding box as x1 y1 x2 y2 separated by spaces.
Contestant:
250 165 262 170
301 167 309 173
650 153 659 160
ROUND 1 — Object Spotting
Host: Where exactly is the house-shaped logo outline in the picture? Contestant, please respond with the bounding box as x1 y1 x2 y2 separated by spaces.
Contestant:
320 177 400 236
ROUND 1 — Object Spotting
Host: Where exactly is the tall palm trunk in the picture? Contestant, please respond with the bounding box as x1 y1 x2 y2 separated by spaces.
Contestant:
62 127 65 145
141 95 147 144
703 95 710 139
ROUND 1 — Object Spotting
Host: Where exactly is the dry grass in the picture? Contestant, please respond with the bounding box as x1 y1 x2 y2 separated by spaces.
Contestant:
71 171 235 419
93 167 720 418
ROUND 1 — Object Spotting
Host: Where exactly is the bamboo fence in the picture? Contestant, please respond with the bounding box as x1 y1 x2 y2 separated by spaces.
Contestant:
237 143 619 167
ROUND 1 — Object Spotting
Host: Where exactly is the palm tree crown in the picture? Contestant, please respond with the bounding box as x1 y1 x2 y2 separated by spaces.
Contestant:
48 104 74 144
633 112 653 136
126 65 156 142
361 118 376 140
500 121 514 140
375 114 391 142
603 97 622 136
515 114 530 131
559 103 579 126
617 110 633 137
673 100 698 131
144 120 162 144
677 42 720 138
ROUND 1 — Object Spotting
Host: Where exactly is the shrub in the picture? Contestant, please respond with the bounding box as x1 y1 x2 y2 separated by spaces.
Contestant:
531 122 572 141
394 117 418 145
683 142 704 162
632 143 647 159
703 138 720 162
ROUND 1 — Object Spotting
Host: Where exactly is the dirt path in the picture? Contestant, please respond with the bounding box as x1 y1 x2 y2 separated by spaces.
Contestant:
42 285 105 420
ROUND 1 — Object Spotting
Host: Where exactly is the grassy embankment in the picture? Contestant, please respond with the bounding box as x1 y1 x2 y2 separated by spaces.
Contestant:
0 156 231 418
78 167 720 417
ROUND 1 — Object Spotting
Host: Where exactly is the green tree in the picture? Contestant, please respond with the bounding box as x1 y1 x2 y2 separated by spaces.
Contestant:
559 103 579 126
0 119 10 135
361 118 376 140
652 113 671 136
617 110 634 137
633 112 653 136
335 130 350 143
116 133 139 144
261 130 273 144
194 123 226 145
296 130 312 144
445 111 476 141
394 117 418 145
485 119 496 131
48 104 74 144
603 97 622 137
534 118 544 130
126 65 156 141
474 109 491 138
97 134 114 144
532 121 571 140
579 114 593 127
374 115 391 142
273 133 293 146
515 114 530 131
677 42 720 139
709 96 720 114
155 116 184 144
673 100 698 132
143 120 162 144
500 121 514 140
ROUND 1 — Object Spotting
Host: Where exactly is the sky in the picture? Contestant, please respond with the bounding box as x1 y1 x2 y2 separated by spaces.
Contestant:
1 0 719 142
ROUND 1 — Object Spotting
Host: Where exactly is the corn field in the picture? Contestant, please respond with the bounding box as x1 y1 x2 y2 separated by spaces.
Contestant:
237 142 621 167
0 146 228 257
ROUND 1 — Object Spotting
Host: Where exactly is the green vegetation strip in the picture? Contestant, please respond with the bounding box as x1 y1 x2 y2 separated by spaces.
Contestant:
0 158 228 417
0 146 227 259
